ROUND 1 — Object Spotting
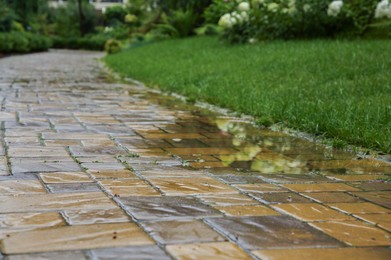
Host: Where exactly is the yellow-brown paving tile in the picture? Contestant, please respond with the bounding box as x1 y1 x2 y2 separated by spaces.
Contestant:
272 203 354 222
325 174 385 182
63 208 130 225
87 169 137 179
0 223 155 254
189 161 227 169
44 140 82 147
252 247 391 260
147 176 237 196
0 212 65 233
142 133 206 139
0 180 47 195
310 221 391 246
40 172 93 183
166 242 252 260
197 194 256 206
0 192 117 213
328 202 391 214
283 183 360 193
0 156 8 176
234 183 286 194
354 213 391 232
106 186 161 197
214 205 280 217
99 179 161 197
180 155 220 162
165 147 237 156
301 192 362 203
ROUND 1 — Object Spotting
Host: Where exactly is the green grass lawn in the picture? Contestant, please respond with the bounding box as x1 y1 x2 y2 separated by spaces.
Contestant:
105 37 391 153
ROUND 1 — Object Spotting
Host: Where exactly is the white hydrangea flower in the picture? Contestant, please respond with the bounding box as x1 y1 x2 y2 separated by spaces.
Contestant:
267 3 279 12
303 4 311 13
218 13 234 28
327 1 343 17
238 2 251 12
375 0 391 19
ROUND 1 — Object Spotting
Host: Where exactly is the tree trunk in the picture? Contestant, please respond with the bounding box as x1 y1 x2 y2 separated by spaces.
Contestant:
77 0 85 36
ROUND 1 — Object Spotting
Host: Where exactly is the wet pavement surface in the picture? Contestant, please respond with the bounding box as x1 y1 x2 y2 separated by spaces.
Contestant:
0 50 390 259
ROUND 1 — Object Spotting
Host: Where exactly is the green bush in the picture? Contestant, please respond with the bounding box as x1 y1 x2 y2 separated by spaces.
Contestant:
51 34 109 50
104 39 122 54
0 1 18 32
104 5 128 26
216 0 384 43
0 31 51 53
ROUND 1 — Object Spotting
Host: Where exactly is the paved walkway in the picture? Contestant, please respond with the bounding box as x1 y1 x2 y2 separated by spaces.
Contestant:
0 50 390 259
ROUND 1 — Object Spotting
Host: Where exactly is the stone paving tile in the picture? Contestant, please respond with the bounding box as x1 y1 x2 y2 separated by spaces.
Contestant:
11 161 82 174
147 176 238 195
87 169 138 179
351 181 391 191
91 246 170 260
272 203 355 222
214 205 281 217
233 183 287 194
328 202 391 214
325 174 385 182
165 147 238 156
259 174 331 183
301 192 362 203
142 219 226 244
0 223 154 254
351 191 391 209
0 212 65 230
310 220 391 246
205 216 342 250
0 180 46 195
6 251 88 260
166 242 252 260
0 192 117 213
40 172 92 183
354 213 391 232
47 183 101 193
64 208 130 225
283 183 360 193
251 192 312 204
197 194 256 206
252 247 391 260
119 196 221 221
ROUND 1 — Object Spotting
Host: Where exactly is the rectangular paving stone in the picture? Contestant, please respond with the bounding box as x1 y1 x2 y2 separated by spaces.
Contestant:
0 212 65 230
11 161 81 174
234 183 287 194
197 194 256 206
0 223 155 254
311 220 391 246
91 245 170 260
87 169 137 179
0 180 46 195
40 172 92 183
328 202 391 214
301 192 362 203
5 250 88 260
7 147 69 158
351 182 391 191
119 196 221 221
64 208 130 225
205 216 342 250
259 174 331 183
214 205 280 217
354 213 391 232
142 133 206 139
147 176 237 196
283 183 360 193
272 203 354 222
141 219 225 245
251 192 312 204
165 147 238 156
217 175 265 184
351 191 391 209
252 247 391 260
47 183 101 193
0 192 117 213
166 242 252 260
325 174 386 182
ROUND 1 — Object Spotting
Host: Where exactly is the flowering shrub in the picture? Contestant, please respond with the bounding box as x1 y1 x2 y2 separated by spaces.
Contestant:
216 0 386 43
